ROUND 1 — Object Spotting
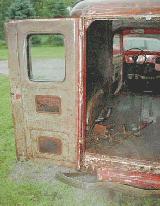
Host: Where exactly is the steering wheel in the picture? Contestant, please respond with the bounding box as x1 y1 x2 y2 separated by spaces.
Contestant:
126 48 147 64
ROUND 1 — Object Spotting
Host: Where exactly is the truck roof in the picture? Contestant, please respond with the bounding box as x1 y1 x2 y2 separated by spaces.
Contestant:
71 0 160 18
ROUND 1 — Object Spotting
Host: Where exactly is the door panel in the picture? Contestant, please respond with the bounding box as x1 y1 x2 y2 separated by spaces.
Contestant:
6 19 80 167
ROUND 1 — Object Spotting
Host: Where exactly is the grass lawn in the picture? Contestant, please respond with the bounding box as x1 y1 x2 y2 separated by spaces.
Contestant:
0 46 64 60
0 47 8 60
31 46 65 59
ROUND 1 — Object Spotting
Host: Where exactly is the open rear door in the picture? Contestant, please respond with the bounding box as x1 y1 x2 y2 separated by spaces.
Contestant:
6 18 84 168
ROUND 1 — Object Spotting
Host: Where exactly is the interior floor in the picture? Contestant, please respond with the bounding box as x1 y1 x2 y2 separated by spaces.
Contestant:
87 91 160 162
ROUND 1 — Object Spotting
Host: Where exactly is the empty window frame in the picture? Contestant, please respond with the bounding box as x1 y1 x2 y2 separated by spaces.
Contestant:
27 34 65 82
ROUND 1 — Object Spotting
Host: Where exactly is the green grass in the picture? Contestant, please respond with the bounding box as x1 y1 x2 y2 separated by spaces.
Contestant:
0 47 8 60
31 46 65 59
0 46 65 60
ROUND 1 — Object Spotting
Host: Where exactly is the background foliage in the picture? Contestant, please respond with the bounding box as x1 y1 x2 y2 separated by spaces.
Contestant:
7 0 36 20
0 0 75 43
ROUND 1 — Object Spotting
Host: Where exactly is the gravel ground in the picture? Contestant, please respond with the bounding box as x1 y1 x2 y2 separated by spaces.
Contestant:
9 161 114 205
31 59 65 81
9 160 160 205
0 59 65 79
10 160 76 185
0 60 8 75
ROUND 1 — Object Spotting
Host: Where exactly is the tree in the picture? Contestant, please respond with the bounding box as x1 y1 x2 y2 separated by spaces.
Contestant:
51 1 69 17
7 0 36 20
0 0 75 41
0 0 12 40
36 0 74 18
31 0 75 18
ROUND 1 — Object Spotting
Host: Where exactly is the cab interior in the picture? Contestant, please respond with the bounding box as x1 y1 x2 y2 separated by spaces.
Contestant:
86 18 160 163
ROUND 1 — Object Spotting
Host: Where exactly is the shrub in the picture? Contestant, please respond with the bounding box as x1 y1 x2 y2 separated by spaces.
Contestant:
7 0 36 20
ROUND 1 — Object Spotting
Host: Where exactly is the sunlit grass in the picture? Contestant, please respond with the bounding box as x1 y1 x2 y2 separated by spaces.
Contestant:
0 46 65 60
31 46 65 59
0 47 8 60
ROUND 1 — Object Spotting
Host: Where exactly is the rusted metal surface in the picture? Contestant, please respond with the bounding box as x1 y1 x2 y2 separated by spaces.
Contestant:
6 19 80 167
86 89 104 130
56 170 160 197
38 136 62 155
83 14 160 189
85 152 160 189
85 152 160 175
97 167 160 189
87 93 160 161
6 22 28 160
35 95 61 114
93 124 107 136
77 18 86 169
71 0 160 18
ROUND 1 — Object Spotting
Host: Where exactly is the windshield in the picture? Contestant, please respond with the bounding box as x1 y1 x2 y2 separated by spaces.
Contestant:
123 34 160 52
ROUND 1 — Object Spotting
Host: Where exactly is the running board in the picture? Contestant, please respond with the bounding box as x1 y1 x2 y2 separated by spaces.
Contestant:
97 167 160 189
56 172 106 190
85 152 160 190
55 172 160 196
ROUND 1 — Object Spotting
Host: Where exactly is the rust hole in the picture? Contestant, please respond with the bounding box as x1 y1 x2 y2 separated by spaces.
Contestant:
38 136 62 155
35 95 61 114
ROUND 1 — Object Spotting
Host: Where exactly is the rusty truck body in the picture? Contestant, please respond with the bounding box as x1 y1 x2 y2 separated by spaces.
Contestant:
6 0 160 190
